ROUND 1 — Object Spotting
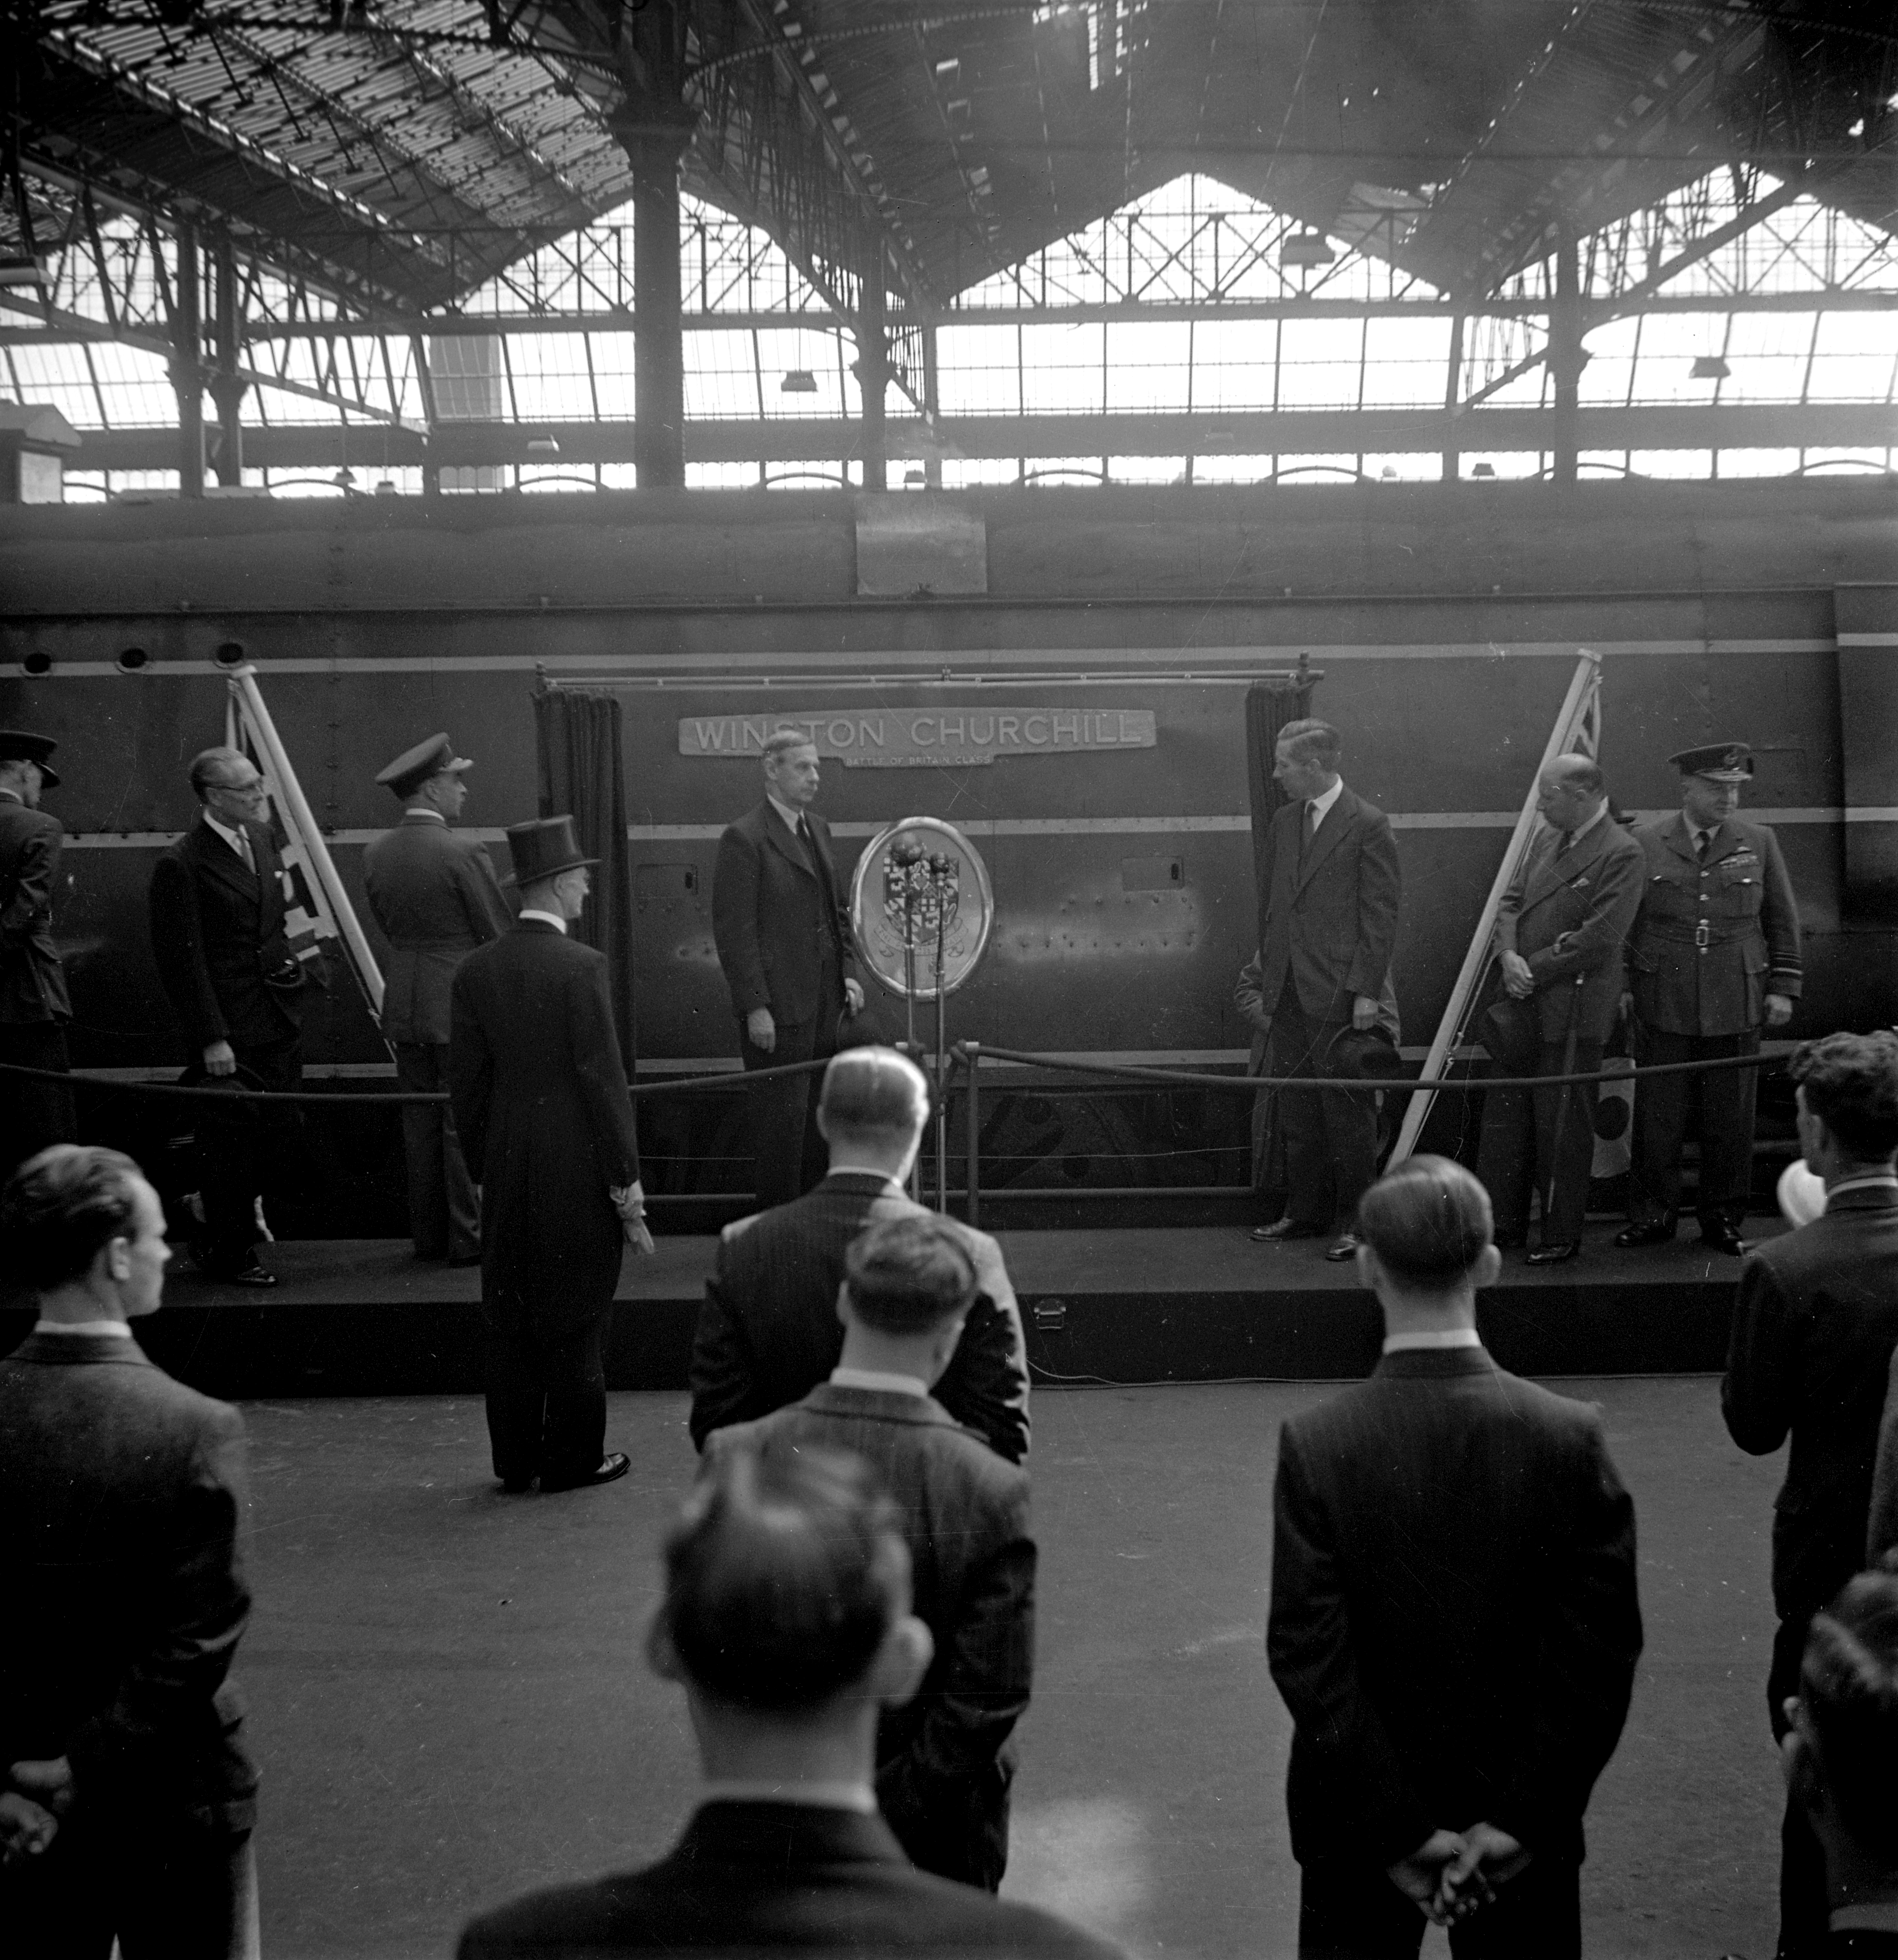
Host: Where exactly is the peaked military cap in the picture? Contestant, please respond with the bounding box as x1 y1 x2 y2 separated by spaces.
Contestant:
376 732 472 798
1668 742 1754 782
0 729 60 789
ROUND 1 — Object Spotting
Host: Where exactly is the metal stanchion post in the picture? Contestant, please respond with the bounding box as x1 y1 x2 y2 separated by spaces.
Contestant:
962 1042 982 1226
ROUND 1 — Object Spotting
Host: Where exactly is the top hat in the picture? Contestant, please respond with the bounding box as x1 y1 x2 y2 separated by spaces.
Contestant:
0 730 60 789
376 732 472 799
505 815 596 887
1668 741 1754 783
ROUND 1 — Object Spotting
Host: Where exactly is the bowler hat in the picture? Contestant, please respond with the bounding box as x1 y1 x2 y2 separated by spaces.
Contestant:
1668 741 1753 782
505 815 596 886
0 729 60 789
376 732 472 798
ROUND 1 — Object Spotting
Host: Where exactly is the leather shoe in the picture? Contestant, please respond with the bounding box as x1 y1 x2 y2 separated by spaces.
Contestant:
541 1452 631 1494
1251 1217 1327 1243
1526 1240 1581 1266
498 1475 534 1496
1323 1233 1362 1264
213 1262 278 1288
1614 1221 1676 1249
1700 1223 1749 1257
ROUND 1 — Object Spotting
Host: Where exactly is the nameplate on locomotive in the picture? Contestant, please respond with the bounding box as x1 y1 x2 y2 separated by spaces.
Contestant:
678 709 1156 767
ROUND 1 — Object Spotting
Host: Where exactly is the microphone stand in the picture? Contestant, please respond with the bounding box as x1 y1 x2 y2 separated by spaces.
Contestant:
934 863 950 1215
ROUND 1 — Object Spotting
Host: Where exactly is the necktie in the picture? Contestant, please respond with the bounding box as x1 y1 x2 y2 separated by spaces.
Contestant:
1555 830 1571 858
233 827 255 874
1695 829 1711 862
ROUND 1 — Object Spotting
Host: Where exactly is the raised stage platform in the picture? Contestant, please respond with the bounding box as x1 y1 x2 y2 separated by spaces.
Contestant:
1 1222 1773 1396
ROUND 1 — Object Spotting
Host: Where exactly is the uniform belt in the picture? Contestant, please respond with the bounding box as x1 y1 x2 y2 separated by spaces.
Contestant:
1638 923 1760 950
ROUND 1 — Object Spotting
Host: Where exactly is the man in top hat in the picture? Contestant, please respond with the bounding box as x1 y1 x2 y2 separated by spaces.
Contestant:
0 731 77 1178
149 747 309 1286
712 728 865 1211
363 734 512 1265
1616 741 1802 1256
449 816 653 1495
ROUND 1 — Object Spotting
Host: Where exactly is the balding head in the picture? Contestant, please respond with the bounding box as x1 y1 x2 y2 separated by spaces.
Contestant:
1536 752 1607 834
816 1047 930 1182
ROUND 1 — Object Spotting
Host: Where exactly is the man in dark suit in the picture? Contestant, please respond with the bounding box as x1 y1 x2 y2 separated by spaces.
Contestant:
712 727 865 1209
149 746 308 1285
364 732 512 1265
1247 717 1402 1262
450 816 652 1495
1618 740 1804 1256
1268 1155 1642 1959
1474 753 1644 1263
689 1045 1030 1466
707 1213 1034 1892
0 1144 258 1955
458 1442 1120 1959
1724 1031 1898 1960
0 729 76 1177
1782 1562 1898 1957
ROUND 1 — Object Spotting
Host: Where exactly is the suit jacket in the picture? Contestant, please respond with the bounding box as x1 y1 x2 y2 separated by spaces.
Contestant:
1868 1344 1898 1566
149 817 304 1053
1724 1183 1898 1623
1494 814 1644 1046
709 1385 1034 1886
1626 813 1803 1038
0 1331 256 1833
712 801 857 1027
1253 785 1401 1022
456 1800 1125 1958
450 920 641 1340
0 794 71 1024
1267 1347 1642 1869
689 1171 1031 1465
364 812 513 1044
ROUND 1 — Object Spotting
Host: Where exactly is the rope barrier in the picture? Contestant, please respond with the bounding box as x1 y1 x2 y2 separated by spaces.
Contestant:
968 1042 1785 1095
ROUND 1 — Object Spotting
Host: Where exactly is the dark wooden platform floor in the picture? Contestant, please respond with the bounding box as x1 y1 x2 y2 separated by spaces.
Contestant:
3 1222 1777 1397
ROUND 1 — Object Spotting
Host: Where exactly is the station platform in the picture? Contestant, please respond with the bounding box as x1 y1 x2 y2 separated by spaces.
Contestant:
2 1221 1769 1397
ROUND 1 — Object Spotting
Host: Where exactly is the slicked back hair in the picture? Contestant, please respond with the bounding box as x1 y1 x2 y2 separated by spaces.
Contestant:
1793 1031 1898 1159
845 1213 979 1336
1355 1154 1493 1289
1800 1561 1898 1861
763 727 816 766
662 1444 907 1712
188 745 251 802
1277 718 1341 767
1 1145 147 1291
820 1046 929 1143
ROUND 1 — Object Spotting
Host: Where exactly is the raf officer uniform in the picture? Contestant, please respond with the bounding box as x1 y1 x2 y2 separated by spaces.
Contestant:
712 791 859 1209
363 734 512 1263
0 730 77 1174
1619 743 1801 1254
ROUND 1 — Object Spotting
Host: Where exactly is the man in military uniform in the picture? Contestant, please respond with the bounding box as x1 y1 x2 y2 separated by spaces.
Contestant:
364 734 512 1264
1616 742 1801 1257
0 730 76 1176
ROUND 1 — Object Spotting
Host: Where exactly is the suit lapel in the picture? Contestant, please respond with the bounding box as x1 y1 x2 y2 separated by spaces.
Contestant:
760 803 817 882
190 819 258 900
1660 814 1698 867
1293 787 1356 896
1701 822 1749 868
1520 819 1610 912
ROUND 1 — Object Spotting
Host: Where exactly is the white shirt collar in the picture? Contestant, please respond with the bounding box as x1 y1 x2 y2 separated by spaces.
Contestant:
203 811 250 857
1565 802 1609 846
824 1165 906 1193
830 1366 932 1400
766 793 808 835
1308 777 1344 823
34 1318 134 1339
402 808 445 825
1832 1904 1898 1934
518 909 567 933
699 1779 876 1814
1382 1327 1483 1354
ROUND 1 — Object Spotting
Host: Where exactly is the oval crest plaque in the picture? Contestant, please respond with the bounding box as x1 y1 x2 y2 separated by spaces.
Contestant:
849 816 994 1000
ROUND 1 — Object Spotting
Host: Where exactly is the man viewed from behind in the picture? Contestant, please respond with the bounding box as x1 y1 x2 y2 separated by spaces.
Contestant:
0 1145 258 1956
0 729 77 1179
1248 717 1402 1262
1268 1155 1642 1958
690 1046 1030 1466
1781 1561 1898 1956
1724 1031 1898 1959
707 1214 1034 1892
457 1444 1121 1958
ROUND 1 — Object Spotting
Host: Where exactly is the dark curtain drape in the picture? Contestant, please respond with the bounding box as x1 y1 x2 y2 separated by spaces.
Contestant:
1243 677 1315 1196
533 687 635 1068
